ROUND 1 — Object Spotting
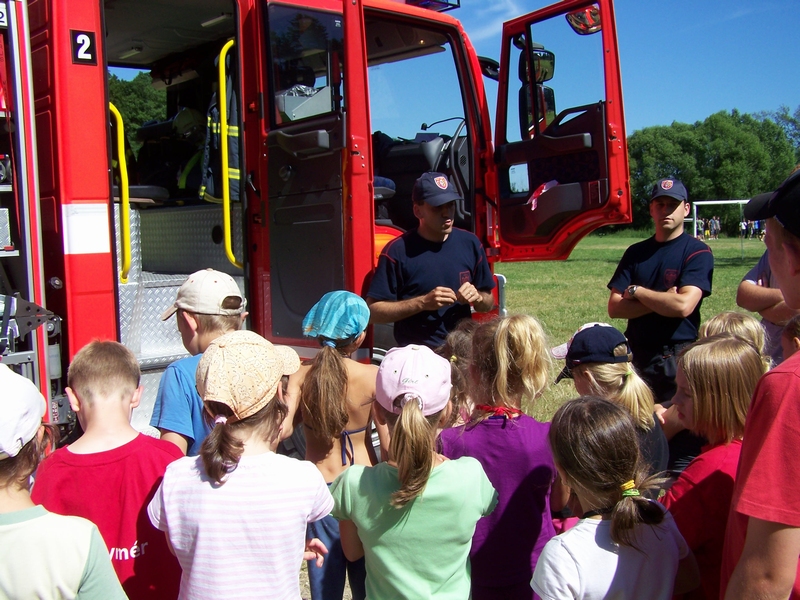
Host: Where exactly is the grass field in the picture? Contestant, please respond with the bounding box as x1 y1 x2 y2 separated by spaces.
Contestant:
498 232 767 420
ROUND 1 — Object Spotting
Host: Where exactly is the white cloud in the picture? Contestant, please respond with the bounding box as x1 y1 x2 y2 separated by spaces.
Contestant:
460 0 525 43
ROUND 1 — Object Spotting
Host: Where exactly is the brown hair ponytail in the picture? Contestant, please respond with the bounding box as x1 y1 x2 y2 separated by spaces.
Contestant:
549 396 665 547
299 345 349 439
200 397 287 485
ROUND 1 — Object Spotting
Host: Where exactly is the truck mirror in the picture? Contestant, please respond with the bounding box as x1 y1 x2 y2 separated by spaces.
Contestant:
518 84 556 139
542 86 556 128
531 49 554 83
516 43 554 84
478 56 499 82
566 5 602 35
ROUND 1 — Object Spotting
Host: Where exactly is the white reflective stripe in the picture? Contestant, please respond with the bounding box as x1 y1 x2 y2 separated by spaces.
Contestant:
61 203 111 254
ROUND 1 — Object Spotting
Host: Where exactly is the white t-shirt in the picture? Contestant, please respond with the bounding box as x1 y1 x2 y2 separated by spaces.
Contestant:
148 451 333 600
531 511 688 600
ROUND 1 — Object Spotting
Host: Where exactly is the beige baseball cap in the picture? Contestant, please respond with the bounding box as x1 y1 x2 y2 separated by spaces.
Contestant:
161 268 246 321
0 364 46 460
196 330 300 422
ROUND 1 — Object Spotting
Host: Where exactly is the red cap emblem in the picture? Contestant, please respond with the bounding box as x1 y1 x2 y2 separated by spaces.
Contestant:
434 176 449 190
661 180 674 190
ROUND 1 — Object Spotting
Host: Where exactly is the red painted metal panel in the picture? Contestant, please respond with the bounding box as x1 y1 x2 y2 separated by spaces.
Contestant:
30 0 118 360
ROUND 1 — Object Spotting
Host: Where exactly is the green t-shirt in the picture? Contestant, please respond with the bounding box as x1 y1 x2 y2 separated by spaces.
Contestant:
331 456 497 599
0 505 127 600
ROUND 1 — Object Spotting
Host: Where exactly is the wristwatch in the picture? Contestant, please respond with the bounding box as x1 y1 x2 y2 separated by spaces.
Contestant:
626 285 638 298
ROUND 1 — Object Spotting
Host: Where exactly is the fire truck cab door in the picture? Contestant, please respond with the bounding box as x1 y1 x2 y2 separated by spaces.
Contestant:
494 0 630 261
262 5 350 340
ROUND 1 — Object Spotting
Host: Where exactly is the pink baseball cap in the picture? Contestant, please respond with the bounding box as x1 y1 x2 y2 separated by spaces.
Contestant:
376 345 451 416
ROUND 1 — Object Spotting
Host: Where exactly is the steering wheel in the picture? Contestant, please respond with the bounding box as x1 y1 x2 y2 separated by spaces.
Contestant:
444 118 468 213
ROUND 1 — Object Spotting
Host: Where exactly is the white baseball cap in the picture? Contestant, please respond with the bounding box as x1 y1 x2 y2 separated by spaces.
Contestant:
0 364 46 460
161 268 246 321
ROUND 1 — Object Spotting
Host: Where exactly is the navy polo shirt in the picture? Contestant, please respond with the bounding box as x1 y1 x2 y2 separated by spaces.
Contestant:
368 227 495 348
608 233 713 356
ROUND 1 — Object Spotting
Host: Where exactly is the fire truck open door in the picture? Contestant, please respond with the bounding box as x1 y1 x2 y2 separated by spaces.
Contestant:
256 0 373 357
493 0 630 261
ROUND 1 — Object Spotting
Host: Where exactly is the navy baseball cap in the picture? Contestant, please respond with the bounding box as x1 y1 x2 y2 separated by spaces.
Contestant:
744 169 800 239
412 172 462 207
551 323 632 383
649 178 688 203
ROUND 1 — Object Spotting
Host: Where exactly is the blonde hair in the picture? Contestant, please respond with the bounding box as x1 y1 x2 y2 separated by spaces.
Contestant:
699 311 770 370
549 397 665 548
471 314 551 411
68 340 140 403
573 344 655 429
678 334 766 445
378 400 444 508
300 345 349 440
191 311 243 335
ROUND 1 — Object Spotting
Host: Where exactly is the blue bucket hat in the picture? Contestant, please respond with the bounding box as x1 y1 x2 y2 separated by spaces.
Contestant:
302 291 370 346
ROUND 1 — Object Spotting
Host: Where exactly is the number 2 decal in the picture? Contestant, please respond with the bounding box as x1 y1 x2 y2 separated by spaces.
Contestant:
71 30 97 65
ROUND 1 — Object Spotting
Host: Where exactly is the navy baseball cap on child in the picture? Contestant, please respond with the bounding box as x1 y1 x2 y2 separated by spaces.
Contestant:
649 178 688 203
744 169 800 239
551 323 632 382
412 172 462 207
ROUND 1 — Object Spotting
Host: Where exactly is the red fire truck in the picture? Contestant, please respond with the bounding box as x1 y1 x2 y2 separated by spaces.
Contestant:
0 0 629 434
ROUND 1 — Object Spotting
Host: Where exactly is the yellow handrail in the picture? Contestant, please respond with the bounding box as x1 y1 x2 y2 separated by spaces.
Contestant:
109 103 131 283
218 39 242 269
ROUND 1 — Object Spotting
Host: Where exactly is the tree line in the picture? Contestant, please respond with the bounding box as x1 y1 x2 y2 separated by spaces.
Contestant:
626 107 799 234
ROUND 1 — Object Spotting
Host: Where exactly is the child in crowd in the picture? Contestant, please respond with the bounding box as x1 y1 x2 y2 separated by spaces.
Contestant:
435 319 478 428
658 311 770 469
32 341 182 599
286 291 381 600
662 334 766 600
552 323 668 475
439 314 568 599
698 311 771 369
150 268 246 455
331 345 497 598
148 330 333 600
0 364 126 599
781 314 800 361
532 396 700 599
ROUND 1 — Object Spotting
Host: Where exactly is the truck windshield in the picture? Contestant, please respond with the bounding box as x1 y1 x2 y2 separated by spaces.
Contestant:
366 17 468 232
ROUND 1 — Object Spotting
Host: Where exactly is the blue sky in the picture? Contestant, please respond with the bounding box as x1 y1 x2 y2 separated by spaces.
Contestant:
457 0 800 133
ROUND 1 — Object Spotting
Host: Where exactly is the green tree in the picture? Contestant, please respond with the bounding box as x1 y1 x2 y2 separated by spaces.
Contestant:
762 104 800 162
107 72 166 152
626 110 795 233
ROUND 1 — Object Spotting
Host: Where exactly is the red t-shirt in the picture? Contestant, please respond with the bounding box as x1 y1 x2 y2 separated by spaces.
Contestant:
661 440 741 600
720 355 800 599
32 434 183 599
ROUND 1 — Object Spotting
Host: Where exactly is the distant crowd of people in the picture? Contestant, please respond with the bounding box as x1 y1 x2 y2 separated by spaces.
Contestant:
3 169 800 600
